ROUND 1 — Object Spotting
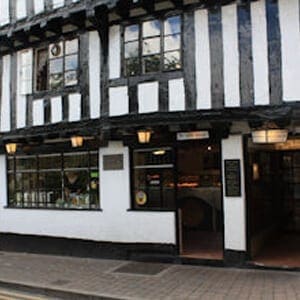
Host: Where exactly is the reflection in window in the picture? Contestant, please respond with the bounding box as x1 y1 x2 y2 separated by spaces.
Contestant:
123 16 182 76
133 148 175 210
7 151 99 210
36 38 79 91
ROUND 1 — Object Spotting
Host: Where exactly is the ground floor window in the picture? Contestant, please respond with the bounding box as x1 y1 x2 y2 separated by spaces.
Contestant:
7 151 99 209
133 147 175 210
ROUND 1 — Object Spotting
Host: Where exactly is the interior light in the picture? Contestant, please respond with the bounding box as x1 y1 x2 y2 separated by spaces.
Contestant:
5 143 17 155
71 136 84 147
137 129 152 144
252 129 288 144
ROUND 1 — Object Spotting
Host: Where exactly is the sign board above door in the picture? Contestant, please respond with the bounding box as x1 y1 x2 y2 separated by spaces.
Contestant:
176 131 209 141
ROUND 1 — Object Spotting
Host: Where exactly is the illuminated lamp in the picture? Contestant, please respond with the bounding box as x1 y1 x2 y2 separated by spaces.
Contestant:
5 143 17 155
137 129 152 144
252 129 288 144
71 136 84 147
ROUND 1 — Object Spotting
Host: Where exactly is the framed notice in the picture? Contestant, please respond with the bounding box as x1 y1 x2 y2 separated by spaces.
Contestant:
224 159 241 197
103 154 124 170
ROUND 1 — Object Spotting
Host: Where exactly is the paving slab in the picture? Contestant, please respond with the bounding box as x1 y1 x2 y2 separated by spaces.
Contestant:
0 251 299 299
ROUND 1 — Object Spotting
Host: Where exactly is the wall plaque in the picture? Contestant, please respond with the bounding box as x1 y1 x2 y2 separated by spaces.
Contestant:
103 154 124 171
224 159 241 197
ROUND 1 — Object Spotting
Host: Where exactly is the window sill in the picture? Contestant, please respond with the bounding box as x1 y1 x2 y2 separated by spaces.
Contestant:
4 206 103 212
127 208 175 212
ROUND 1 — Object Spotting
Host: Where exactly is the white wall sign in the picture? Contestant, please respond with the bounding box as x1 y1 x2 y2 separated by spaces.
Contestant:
176 131 209 141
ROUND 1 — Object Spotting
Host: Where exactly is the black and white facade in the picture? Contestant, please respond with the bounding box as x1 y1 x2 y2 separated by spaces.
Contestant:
0 0 299 268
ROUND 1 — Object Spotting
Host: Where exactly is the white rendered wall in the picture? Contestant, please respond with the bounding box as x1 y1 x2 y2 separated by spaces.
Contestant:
109 25 121 79
0 143 176 244
251 0 270 105
68 93 81 122
89 31 101 119
222 135 247 252
222 4 240 107
33 0 44 14
279 0 300 101
16 0 27 20
138 82 159 113
0 55 11 132
109 86 129 116
0 0 9 26
32 99 44 126
168 78 185 111
51 96 63 123
195 9 211 109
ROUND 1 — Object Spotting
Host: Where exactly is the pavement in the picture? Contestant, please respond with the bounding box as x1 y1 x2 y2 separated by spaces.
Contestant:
0 251 299 300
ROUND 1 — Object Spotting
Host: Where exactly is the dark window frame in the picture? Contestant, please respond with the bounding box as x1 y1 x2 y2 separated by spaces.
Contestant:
34 37 80 93
122 14 183 77
131 147 176 211
7 150 100 210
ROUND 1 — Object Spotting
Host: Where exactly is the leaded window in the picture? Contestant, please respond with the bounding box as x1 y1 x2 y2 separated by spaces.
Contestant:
124 15 182 76
7 151 99 210
35 38 79 92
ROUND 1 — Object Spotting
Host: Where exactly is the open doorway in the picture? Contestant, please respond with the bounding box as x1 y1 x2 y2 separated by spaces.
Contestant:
247 138 300 268
177 141 223 260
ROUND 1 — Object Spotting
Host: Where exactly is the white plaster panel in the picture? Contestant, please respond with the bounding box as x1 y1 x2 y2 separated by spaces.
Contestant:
109 25 121 79
68 93 81 122
0 0 10 26
32 99 44 126
0 55 11 132
222 4 240 107
222 135 246 252
279 0 300 101
168 78 185 111
33 0 44 14
138 82 159 113
89 31 101 119
16 0 27 20
109 86 129 116
52 0 65 9
51 97 62 123
195 9 211 109
0 144 176 244
251 0 270 105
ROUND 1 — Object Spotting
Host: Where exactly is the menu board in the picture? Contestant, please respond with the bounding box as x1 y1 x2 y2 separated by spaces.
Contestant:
224 159 241 197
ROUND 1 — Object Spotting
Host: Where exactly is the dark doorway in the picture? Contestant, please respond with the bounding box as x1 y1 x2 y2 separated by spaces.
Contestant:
177 141 223 260
247 139 300 267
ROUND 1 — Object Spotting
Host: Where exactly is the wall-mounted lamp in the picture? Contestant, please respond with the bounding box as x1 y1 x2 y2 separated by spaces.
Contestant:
5 143 17 155
137 129 152 144
252 129 288 144
71 136 84 147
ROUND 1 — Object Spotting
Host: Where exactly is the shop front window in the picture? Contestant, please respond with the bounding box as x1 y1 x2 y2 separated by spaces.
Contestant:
133 148 175 210
7 151 99 210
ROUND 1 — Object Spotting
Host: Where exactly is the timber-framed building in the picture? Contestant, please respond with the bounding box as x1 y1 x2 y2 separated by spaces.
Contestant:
0 0 300 268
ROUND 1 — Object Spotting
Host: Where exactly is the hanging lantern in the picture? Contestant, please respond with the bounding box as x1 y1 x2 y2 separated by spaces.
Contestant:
71 136 84 147
5 143 17 155
137 129 152 144
252 129 288 144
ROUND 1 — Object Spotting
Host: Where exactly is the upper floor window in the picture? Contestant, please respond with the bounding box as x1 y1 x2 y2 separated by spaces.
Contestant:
124 15 182 77
35 38 79 92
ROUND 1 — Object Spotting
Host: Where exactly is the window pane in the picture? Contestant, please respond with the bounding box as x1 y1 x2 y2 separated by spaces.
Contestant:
164 51 181 70
142 55 160 73
134 149 173 166
89 171 99 208
164 34 181 51
50 74 63 89
8 174 16 206
22 172 38 207
49 42 63 59
64 152 89 169
143 37 160 55
65 39 78 55
36 48 48 91
125 57 140 76
90 152 99 168
49 58 63 74
143 20 161 38
64 170 89 208
125 41 139 58
65 54 78 71
39 154 61 170
15 156 37 170
164 16 181 35
8 158 14 171
65 70 78 86
125 25 139 42
39 171 62 208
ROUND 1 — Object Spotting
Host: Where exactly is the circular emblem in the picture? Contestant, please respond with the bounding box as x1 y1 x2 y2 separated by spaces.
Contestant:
135 191 147 206
51 44 61 57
